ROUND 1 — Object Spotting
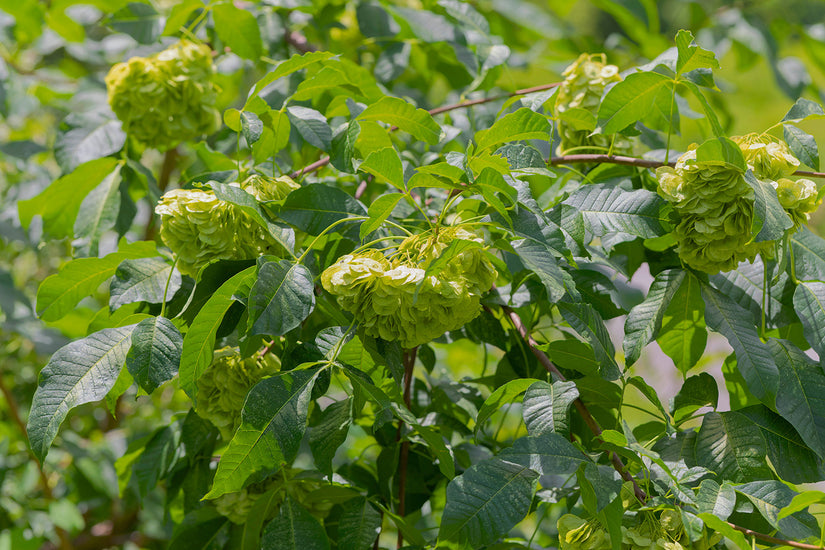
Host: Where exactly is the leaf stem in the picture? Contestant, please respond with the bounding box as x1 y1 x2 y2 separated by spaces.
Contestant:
295 216 369 264
396 347 417 549
160 257 179 318
760 254 768 339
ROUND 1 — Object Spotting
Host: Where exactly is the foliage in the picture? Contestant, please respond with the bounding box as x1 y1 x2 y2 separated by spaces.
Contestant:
4 1 825 549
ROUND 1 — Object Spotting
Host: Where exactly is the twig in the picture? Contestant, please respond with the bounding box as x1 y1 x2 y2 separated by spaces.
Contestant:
728 523 824 550
144 147 178 240
396 347 417 549
285 31 316 54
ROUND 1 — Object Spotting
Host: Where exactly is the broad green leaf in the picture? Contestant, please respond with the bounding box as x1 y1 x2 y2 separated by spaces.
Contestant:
512 238 569 303
132 424 181 498
557 302 620 380
695 480 736 520
735 481 820 540
657 271 706 374
675 29 720 75
474 107 552 151
791 227 825 281
782 97 825 123
499 434 590 475
208 368 319 498
73 164 122 256
125 317 182 394
793 281 825 362
711 257 793 326
391 6 459 42
168 508 229 550
110 2 161 44
671 373 718 425
694 136 747 171
744 170 793 243
240 111 263 145
681 80 724 137
696 514 749 550
701 284 778 407
330 119 360 173
250 51 335 100
241 489 285 550
291 65 353 102
36 240 157 322
597 71 673 134
557 107 596 132
769 338 825 459
627 376 670 424
542 339 600 376
180 267 255 397
19 157 121 237
694 411 772 482
578 461 622 514
309 398 352 477
337 497 381 550
783 125 820 170
262 495 329 550
563 183 671 239
109 257 182 310
162 0 202 36
522 380 578 437
28 325 136 461
53 113 126 173
474 378 539 434
287 106 332 151
779 491 825 520
359 193 402 239
623 269 684 365
279 183 366 237
248 260 315 337
359 147 404 190
438 457 538 547
357 96 442 145
212 2 262 60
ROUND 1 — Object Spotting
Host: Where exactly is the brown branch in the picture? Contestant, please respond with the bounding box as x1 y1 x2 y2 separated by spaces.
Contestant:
285 31 316 54
396 347 417 549
144 147 178 240
728 523 824 550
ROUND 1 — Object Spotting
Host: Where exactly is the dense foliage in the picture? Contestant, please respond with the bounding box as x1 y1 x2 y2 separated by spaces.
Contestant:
4 1 825 549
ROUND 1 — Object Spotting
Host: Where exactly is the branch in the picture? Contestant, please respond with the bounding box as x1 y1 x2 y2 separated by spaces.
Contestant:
285 31 316 54
396 347 417 549
728 523 824 550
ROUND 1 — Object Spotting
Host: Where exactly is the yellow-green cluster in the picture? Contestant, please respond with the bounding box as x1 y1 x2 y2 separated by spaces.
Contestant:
321 227 497 348
733 133 800 181
776 177 819 226
105 40 221 150
195 347 280 440
554 53 632 155
557 514 609 549
155 174 299 277
622 510 721 550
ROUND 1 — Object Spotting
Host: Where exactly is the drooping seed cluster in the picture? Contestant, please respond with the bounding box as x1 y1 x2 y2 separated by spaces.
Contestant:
195 347 280 440
656 135 820 273
105 40 221 150
321 227 497 349
155 174 299 277
554 53 633 155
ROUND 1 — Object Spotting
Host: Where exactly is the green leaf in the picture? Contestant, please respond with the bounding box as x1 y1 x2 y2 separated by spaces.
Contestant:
359 147 404 190
499 434 590 475
337 497 381 550
241 490 284 550
248 260 315 337
623 269 684 366
286 106 332 151
179 266 255 398
475 378 540 434
109 257 182 310
207 368 319 498
744 170 793 243
563 183 671 239
695 479 736 520
681 80 724 137
291 65 351 101
240 111 263 145
711 257 793 326
73 164 122 256
791 227 825 281
769 338 825 459
54 113 126 173
735 481 820 540
695 513 749 550
694 411 772 482
542 339 600 376
168 508 229 550
522 380 578 437
279 183 366 237
359 193 402 239
309 398 352 477
793 281 825 361
438 457 538 546
779 491 825 520
675 29 720 75
125 317 181 394
782 97 825 123
27 325 135 461
694 136 747 171
784 124 820 170
578 461 621 514
110 2 161 44
212 2 262 60
557 302 620 380
657 271 707 374
701 284 778 407
357 96 442 145
474 107 552 151
35 240 157 322
671 373 718 425
262 495 329 550
330 119 360 173
249 51 335 100
512 238 569 303
597 71 673 134
132 424 181 498
19 157 121 237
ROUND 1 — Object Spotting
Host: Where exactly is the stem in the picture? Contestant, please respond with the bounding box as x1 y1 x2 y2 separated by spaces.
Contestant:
665 82 676 164
295 216 368 264
144 148 178 240
160 257 178 318
728 523 825 550
396 347 417 549
760 254 768 339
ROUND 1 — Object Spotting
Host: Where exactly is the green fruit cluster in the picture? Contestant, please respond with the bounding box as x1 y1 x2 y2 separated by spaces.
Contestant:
557 514 609 549
105 40 220 150
321 227 497 348
733 133 800 181
776 177 819 226
155 174 299 277
554 53 632 155
622 510 721 550
212 475 286 524
196 347 280 440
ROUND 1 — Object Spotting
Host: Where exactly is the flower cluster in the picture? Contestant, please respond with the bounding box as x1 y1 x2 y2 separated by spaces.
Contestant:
733 133 800 181
105 40 221 150
776 177 819 226
195 347 280 440
554 53 632 155
155 174 299 277
321 227 497 348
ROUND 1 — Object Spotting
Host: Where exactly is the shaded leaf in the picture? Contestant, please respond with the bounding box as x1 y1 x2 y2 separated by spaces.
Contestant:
110 257 182 310
125 317 182 394
623 268 684 366
262 495 329 550
522 380 579 437
694 411 772 482
248 260 315 337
